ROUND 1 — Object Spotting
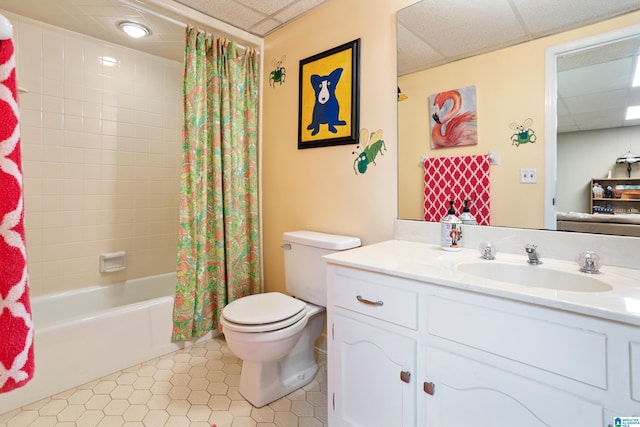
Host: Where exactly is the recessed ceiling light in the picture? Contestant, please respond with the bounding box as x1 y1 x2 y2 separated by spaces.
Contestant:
118 21 150 38
625 105 640 120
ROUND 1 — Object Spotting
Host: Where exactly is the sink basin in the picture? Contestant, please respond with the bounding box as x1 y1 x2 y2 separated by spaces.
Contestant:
457 262 612 293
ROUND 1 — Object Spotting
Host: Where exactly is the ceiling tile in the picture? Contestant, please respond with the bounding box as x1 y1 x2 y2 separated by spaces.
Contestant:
511 0 640 36
558 58 633 98
563 89 628 115
398 0 527 59
250 18 281 36
174 0 266 29
628 87 640 105
274 0 325 24
236 0 296 16
397 23 444 75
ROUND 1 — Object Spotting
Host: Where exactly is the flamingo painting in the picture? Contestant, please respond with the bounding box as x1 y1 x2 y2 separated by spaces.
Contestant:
429 86 478 148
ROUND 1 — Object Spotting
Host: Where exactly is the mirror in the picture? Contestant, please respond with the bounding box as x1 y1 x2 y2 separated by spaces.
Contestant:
398 1 640 236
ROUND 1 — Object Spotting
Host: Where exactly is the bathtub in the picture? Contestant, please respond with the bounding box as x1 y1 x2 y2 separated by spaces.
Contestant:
0 273 215 415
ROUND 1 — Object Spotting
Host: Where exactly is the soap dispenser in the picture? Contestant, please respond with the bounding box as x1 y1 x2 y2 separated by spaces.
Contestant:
441 200 462 251
459 199 477 225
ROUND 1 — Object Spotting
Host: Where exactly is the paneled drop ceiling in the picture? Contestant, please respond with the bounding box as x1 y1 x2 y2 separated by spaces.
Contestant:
397 0 640 76
172 0 327 37
557 36 640 132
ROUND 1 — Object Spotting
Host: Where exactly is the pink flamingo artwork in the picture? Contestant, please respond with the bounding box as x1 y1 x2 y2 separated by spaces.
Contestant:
430 86 478 148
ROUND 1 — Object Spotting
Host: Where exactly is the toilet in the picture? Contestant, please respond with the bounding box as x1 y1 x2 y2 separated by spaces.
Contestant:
220 230 361 407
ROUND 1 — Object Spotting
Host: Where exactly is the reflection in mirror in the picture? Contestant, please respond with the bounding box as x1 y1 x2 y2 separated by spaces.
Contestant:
546 24 640 236
398 0 640 237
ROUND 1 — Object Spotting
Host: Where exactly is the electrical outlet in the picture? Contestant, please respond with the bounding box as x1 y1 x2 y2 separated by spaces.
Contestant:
520 168 537 184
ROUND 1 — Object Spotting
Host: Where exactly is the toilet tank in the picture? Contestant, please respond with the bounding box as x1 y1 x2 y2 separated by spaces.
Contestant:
283 231 360 307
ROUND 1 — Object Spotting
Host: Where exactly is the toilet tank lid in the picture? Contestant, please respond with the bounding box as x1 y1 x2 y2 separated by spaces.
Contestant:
283 231 361 250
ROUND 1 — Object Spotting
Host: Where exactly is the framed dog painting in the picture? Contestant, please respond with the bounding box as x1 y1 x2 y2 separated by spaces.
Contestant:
298 39 360 149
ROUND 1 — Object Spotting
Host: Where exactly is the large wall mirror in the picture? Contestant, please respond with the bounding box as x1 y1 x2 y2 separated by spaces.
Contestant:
398 1 640 237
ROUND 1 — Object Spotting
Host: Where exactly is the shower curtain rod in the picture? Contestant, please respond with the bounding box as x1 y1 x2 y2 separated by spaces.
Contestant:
119 0 258 52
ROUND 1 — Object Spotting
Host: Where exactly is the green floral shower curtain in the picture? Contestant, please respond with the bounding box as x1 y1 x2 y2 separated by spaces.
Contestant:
172 27 260 342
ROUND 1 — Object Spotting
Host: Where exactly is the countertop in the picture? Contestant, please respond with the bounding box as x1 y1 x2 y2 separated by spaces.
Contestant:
324 240 640 327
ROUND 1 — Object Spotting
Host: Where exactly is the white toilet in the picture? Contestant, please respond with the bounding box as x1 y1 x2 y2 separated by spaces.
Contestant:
220 230 360 407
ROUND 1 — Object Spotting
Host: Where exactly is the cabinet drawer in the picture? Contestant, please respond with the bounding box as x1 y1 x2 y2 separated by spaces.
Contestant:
428 296 607 388
333 273 418 329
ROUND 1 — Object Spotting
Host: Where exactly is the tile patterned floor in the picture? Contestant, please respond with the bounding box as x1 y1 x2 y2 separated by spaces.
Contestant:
0 336 328 427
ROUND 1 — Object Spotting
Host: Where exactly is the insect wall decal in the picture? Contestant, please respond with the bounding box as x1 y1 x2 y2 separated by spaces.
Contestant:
510 118 537 146
352 128 386 175
269 55 286 87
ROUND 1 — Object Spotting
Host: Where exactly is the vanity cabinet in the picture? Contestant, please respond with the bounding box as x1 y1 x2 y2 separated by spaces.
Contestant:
424 347 600 426
327 263 640 427
332 314 416 426
422 291 606 426
327 266 418 427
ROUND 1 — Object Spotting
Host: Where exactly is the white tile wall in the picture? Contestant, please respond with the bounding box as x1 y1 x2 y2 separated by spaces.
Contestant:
3 10 183 296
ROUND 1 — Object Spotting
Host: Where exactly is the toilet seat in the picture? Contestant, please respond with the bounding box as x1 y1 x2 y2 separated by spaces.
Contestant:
221 292 307 333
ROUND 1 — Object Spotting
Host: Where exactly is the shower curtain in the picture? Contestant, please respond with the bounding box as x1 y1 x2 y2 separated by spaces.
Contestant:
172 27 260 342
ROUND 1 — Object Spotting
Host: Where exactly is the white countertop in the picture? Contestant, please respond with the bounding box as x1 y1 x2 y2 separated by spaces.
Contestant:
324 240 640 327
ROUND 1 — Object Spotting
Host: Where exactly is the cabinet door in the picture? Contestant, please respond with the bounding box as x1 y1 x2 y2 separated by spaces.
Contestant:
424 347 603 427
332 313 416 427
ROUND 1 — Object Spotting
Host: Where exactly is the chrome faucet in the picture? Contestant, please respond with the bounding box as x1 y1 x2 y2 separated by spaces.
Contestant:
524 244 542 265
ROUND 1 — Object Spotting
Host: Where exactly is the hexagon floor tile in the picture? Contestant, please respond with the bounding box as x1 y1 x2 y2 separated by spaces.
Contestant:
0 337 328 427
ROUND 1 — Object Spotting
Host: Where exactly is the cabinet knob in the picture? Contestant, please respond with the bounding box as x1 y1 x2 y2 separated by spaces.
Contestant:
356 295 384 306
400 371 411 383
423 381 435 395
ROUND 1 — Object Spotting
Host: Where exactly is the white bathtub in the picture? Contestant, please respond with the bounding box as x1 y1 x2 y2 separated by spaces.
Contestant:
0 273 215 415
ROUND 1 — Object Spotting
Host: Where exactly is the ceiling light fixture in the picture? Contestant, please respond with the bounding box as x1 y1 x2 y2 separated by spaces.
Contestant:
625 105 640 121
118 21 150 39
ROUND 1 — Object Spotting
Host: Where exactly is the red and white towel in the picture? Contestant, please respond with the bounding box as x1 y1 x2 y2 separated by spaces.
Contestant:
424 154 491 225
0 32 34 393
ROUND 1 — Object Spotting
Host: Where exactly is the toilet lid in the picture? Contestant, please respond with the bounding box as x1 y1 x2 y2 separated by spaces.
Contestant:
223 292 306 325
221 307 308 333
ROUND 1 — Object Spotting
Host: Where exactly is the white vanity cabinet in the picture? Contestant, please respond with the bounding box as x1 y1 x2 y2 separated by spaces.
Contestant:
327 265 419 427
422 289 608 426
327 262 640 427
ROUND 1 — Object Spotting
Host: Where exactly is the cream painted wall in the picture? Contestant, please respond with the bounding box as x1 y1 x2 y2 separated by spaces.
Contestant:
398 10 640 229
261 0 404 294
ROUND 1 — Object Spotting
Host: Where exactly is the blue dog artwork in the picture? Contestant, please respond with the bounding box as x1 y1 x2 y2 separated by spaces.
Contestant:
307 68 347 136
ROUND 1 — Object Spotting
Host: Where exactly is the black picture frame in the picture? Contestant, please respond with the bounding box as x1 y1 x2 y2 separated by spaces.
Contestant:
298 39 360 149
